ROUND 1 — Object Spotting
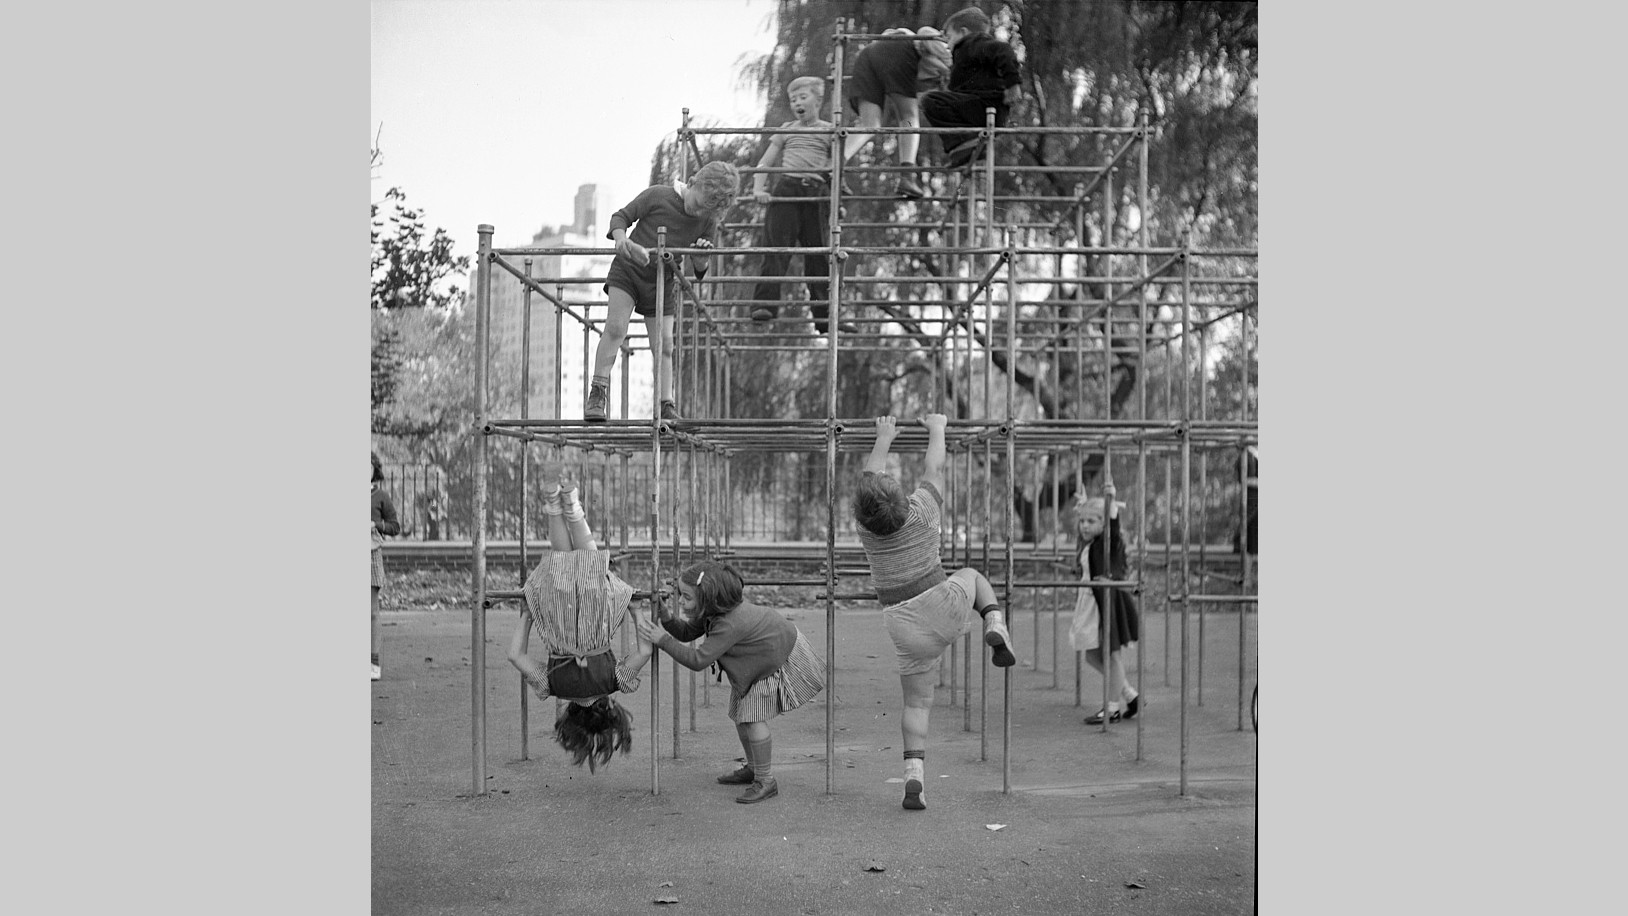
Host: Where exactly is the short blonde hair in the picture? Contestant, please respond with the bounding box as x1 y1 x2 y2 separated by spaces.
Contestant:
688 161 740 214
787 75 825 100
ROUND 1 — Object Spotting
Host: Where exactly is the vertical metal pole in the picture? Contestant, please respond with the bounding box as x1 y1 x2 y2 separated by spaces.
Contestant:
1001 228 1016 793
1099 449 1114 734
1238 443 1250 731
1178 233 1193 797
519 258 533 761
1197 314 1209 707
1135 114 1150 759
471 224 494 796
825 421 839 794
648 228 668 794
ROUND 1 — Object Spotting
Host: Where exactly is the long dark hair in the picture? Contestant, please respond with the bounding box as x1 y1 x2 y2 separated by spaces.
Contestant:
553 697 634 772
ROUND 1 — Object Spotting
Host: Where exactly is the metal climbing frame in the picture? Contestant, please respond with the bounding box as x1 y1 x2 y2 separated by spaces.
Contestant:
466 24 1257 799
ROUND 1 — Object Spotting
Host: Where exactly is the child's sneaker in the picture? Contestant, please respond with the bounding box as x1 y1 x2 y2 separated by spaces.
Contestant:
983 609 1016 667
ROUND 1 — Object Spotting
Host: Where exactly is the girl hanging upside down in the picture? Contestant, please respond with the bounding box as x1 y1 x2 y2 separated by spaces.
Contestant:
507 473 655 772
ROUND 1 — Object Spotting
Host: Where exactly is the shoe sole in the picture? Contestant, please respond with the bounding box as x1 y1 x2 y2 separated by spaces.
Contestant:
984 630 1016 667
902 778 925 810
583 415 607 423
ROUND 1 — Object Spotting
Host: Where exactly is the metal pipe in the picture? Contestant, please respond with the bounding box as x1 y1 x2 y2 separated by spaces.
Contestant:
471 224 493 796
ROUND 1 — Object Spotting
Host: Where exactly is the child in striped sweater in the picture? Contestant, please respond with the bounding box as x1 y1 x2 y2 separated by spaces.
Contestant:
852 413 1014 811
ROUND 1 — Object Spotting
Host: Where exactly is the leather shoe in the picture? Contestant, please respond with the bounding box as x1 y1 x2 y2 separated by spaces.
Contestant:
1084 706 1122 725
736 779 779 804
1122 695 1141 720
751 307 775 322
716 764 754 785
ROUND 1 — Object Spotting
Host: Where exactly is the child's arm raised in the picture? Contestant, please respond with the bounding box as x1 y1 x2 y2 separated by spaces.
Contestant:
864 415 900 474
921 413 948 495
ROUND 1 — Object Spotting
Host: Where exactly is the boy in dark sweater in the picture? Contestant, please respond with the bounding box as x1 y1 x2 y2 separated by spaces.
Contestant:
921 7 1022 168
585 160 739 423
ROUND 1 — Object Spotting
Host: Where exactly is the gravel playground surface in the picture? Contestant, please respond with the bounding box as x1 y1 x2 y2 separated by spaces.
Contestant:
373 579 1257 915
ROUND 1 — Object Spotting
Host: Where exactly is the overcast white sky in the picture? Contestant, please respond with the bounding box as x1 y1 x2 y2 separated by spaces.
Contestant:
371 0 780 255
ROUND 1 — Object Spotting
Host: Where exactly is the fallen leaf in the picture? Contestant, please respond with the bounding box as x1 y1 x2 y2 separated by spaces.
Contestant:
1125 881 1146 889
986 824 1006 831
864 862 886 872
658 882 674 888
654 896 679 905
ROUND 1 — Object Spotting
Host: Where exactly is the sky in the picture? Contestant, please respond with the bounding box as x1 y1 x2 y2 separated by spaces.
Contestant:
371 0 781 257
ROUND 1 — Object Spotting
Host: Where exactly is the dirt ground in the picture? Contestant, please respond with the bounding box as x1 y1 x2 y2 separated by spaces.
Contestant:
373 579 1257 915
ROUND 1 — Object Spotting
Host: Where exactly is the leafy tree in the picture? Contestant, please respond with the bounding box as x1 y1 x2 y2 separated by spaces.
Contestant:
371 184 472 431
724 0 1257 540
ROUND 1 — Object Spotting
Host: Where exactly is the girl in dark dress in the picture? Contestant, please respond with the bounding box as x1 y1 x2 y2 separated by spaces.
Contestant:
1073 482 1142 724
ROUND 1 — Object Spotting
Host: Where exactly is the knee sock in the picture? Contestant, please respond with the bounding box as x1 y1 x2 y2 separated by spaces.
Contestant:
591 373 609 389
976 603 1000 619
903 749 924 782
747 737 773 782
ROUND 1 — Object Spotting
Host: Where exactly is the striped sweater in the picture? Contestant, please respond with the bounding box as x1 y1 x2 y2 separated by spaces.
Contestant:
856 480 949 606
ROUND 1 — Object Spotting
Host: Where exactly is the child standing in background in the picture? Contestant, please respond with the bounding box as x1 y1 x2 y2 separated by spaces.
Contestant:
749 76 853 336
1072 482 1142 725
371 452 401 682
586 160 739 423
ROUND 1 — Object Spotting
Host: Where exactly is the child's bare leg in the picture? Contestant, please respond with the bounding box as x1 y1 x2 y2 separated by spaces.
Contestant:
543 482 573 551
951 568 1014 666
642 312 676 403
841 100 884 162
591 288 637 381
899 670 935 809
371 586 382 665
890 94 922 166
558 482 597 551
1107 648 1136 701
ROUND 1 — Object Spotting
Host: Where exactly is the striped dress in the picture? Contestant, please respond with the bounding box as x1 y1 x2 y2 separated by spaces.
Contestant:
522 550 641 695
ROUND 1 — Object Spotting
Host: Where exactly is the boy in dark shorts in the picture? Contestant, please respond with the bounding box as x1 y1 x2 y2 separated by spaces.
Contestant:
586 160 739 422
840 26 951 198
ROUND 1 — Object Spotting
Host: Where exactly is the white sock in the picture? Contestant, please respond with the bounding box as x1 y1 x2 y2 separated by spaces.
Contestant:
904 758 924 782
